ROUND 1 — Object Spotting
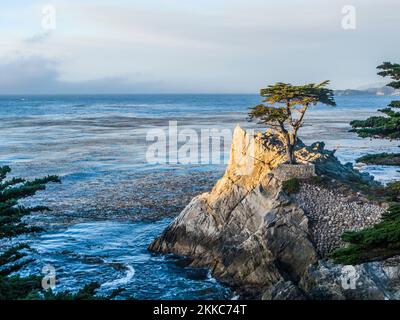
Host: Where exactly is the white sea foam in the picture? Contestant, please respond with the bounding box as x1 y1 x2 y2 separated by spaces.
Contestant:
101 265 135 288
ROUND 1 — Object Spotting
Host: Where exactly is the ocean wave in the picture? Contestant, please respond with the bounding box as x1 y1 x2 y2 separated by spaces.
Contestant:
100 264 135 289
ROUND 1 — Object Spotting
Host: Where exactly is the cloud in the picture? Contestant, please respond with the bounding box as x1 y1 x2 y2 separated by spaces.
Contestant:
0 55 59 93
0 55 165 94
1 0 400 93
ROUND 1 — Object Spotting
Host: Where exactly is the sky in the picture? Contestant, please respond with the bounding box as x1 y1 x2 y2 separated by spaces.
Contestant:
0 0 399 94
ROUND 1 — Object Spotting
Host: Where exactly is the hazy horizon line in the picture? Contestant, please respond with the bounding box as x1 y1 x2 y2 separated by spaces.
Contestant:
0 89 388 96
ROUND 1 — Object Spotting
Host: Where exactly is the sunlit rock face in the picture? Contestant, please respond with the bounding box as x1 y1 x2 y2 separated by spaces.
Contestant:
149 126 395 299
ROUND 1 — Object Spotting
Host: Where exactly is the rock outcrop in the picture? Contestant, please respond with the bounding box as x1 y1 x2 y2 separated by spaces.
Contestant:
293 183 385 257
149 125 398 299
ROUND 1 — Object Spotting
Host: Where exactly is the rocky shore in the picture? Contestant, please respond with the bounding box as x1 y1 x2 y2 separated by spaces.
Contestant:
292 183 386 257
149 125 400 299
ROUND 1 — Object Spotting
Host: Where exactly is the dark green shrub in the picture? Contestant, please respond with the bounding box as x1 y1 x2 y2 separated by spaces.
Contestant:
331 203 400 264
282 178 300 194
308 175 329 185
356 153 400 166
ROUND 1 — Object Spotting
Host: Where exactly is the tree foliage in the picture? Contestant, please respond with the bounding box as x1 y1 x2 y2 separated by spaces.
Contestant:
335 62 400 265
331 180 400 264
331 203 400 265
377 62 400 89
0 166 123 300
0 165 60 238
0 166 61 299
249 81 335 163
350 62 400 140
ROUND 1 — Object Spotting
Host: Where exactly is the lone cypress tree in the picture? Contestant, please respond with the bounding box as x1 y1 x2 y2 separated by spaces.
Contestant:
249 81 336 164
350 62 400 140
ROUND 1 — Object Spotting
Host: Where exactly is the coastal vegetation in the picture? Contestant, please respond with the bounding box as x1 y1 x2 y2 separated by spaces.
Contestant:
332 62 400 264
331 203 400 264
0 166 119 300
350 62 400 166
356 153 400 166
0 165 60 299
282 178 300 194
249 81 336 164
330 171 400 264
0 165 60 238
350 62 400 140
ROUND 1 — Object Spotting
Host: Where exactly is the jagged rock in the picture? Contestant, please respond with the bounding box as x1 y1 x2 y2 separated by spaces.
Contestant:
300 259 400 300
149 126 319 292
149 125 396 299
262 281 306 300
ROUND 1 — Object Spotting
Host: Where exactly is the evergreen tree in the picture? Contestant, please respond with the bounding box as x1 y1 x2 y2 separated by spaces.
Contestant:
331 202 400 264
350 62 400 140
0 165 60 238
0 166 122 299
331 181 400 264
0 166 60 299
333 63 400 264
249 81 336 164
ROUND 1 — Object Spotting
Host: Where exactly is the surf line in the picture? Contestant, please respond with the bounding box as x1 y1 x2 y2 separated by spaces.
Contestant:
100 265 135 288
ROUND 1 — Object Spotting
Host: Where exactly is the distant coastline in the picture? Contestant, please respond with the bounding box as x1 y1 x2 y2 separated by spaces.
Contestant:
335 86 400 96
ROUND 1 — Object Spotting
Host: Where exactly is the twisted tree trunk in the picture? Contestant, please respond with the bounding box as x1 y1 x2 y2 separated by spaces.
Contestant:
284 134 296 164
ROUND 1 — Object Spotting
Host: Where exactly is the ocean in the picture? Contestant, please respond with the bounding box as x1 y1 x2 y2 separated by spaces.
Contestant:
0 94 399 299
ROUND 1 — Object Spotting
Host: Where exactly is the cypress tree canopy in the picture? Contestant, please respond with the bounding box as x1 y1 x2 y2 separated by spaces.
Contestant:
350 62 400 140
249 81 335 164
